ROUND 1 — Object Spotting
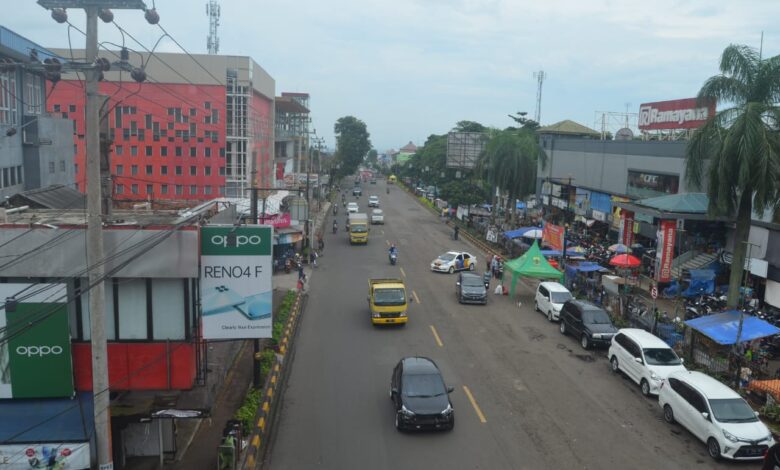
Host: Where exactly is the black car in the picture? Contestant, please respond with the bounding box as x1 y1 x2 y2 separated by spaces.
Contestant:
456 272 487 305
558 299 618 350
353 187 362 196
390 357 454 431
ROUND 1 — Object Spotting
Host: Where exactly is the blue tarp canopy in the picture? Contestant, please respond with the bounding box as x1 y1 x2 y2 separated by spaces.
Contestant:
0 393 94 443
682 269 716 297
503 227 539 240
567 261 607 273
541 250 561 256
685 311 780 345
516 201 526 210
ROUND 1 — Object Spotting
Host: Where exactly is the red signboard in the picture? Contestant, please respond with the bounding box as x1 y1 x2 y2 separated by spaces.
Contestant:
620 211 634 247
638 98 716 131
260 213 291 228
543 223 565 251
656 219 677 282
72 342 197 391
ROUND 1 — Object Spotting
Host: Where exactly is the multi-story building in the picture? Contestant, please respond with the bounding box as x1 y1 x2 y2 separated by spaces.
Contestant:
274 92 311 184
48 49 275 200
0 26 74 199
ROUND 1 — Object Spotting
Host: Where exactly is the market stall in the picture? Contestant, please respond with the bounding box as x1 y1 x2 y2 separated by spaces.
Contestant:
504 241 564 296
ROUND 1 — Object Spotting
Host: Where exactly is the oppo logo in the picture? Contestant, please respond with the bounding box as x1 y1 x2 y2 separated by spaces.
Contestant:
210 234 262 248
15 345 64 357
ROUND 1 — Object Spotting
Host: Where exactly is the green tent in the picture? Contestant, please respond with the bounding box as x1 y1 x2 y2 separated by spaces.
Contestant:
504 240 564 296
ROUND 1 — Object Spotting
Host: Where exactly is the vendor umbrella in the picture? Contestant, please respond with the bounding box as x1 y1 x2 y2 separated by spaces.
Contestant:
521 228 544 239
609 254 641 268
608 243 631 253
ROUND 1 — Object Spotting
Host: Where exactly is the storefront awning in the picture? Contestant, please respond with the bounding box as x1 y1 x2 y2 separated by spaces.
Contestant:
0 392 93 443
685 311 780 345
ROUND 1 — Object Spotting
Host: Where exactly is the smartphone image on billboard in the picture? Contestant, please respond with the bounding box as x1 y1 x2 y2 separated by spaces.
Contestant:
241 292 272 320
202 285 246 316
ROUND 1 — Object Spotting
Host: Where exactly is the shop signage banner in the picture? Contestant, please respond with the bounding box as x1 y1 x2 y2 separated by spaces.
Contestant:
592 210 606 222
201 226 273 339
638 98 716 130
656 219 676 282
619 211 635 247
0 443 90 469
627 170 680 198
260 213 291 228
0 284 74 399
543 223 565 251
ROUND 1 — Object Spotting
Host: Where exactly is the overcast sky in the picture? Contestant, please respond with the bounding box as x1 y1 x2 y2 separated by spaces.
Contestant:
7 0 779 151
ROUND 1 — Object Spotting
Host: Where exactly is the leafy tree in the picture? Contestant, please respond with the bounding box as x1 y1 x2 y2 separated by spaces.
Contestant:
453 120 487 133
508 112 540 131
686 44 780 308
481 129 539 224
439 180 486 207
333 116 371 178
367 149 378 165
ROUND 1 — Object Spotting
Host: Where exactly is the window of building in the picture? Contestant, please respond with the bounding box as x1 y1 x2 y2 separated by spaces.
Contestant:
69 104 76 113
190 147 196 157
16 166 21 185
160 165 168 175
116 279 147 339
24 73 42 115
2 168 8 187
131 184 139 194
116 184 124 194
0 71 18 124
145 114 153 129
175 146 182 157
122 128 130 140
189 108 196 117
160 146 168 157
204 186 212 195
175 166 182 176
205 147 211 158
219 166 225 176
131 165 138 175
53 104 61 112
219 186 225 195
74 163 78 174
130 120 137 135
48 161 55 173
59 160 66 172
161 184 168 194
10 168 16 186
115 145 123 155
146 184 153 194
115 107 122 128
137 129 145 141
189 166 197 176
205 166 212 176
116 165 124 175
131 146 138 156
190 185 197 195
175 184 183 195
145 146 153 156
219 147 225 158
145 165 153 175
152 279 186 340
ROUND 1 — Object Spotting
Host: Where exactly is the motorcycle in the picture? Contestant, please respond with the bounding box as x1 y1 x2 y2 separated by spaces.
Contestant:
389 252 397 265
333 205 338 215
332 223 338 234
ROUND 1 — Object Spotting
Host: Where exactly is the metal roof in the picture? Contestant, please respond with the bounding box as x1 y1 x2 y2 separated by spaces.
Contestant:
538 120 600 136
634 192 709 213
8 184 86 210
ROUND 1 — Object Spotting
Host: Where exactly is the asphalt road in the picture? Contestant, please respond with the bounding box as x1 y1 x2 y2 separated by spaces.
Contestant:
265 181 755 470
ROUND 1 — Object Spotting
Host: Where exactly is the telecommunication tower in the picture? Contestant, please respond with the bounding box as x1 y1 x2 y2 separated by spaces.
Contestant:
206 0 220 54
533 70 546 124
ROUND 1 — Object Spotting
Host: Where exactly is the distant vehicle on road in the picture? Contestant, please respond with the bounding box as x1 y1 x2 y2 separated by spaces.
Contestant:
353 187 362 196
456 272 487 304
370 179 377 184
348 213 369 244
390 357 454 431
371 209 384 224
368 195 380 207
347 202 359 213
558 299 617 349
430 251 476 274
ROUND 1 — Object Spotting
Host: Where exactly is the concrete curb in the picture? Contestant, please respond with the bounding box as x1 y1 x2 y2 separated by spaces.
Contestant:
240 291 304 470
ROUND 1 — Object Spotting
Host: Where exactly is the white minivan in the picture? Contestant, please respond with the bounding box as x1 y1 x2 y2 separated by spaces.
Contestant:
534 282 572 321
608 329 686 396
659 370 773 460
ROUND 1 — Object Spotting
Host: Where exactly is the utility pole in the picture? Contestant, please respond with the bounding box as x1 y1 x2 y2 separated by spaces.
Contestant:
37 3 149 469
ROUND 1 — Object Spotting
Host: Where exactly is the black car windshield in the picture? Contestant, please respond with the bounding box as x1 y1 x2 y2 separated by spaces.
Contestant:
438 253 456 262
461 276 483 287
709 398 758 423
642 348 682 366
403 373 447 398
374 288 405 306
550 292 572 303
583 310 612 324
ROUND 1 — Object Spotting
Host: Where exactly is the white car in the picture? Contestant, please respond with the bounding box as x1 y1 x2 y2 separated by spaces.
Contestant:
534 282 572 322
368 195 380 207
347 202 359 213
608 329 686 396
371 209 384 224
659 370 773 460
430 251 477 274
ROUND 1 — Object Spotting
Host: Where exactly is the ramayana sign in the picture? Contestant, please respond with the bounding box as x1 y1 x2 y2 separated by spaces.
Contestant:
0 284 74 399
638 98 715 130
200 226 273 339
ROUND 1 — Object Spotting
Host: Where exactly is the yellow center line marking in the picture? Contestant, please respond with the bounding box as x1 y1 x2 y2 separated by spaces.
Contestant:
399 267 406 278
429 325 443 347
412 290 421 304
463 385 487 423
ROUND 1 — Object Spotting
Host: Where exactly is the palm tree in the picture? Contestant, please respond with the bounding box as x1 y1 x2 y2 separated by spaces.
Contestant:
481 129 538 225
686 44 780 308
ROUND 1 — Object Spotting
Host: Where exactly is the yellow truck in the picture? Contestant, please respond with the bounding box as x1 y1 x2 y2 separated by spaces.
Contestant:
368 278 408 325
388 174 397 184
348 213 369 244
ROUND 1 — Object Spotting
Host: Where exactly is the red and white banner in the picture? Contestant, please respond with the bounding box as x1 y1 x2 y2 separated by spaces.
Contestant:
260 213 291 228
656 219 676 282
638 98 716 131
619 211 634 247
543 223 565 251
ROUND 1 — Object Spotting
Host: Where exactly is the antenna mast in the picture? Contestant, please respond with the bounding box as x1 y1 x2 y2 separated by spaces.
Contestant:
206 0 220 54
533 70 546 124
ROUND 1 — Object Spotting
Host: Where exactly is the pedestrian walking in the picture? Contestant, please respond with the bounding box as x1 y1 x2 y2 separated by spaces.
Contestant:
297 262 305 281
485 256 491 273
311 250 318 268
318 236 325 253
453 225 459 240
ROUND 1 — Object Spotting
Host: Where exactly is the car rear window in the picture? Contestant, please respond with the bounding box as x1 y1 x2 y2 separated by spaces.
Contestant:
550 291 572 303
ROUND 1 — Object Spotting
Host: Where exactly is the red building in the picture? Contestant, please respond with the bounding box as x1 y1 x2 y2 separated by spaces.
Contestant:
48 50 276 201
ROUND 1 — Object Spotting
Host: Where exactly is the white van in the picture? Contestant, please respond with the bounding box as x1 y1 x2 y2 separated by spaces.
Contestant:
608 329 686 396
534 282 572 321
